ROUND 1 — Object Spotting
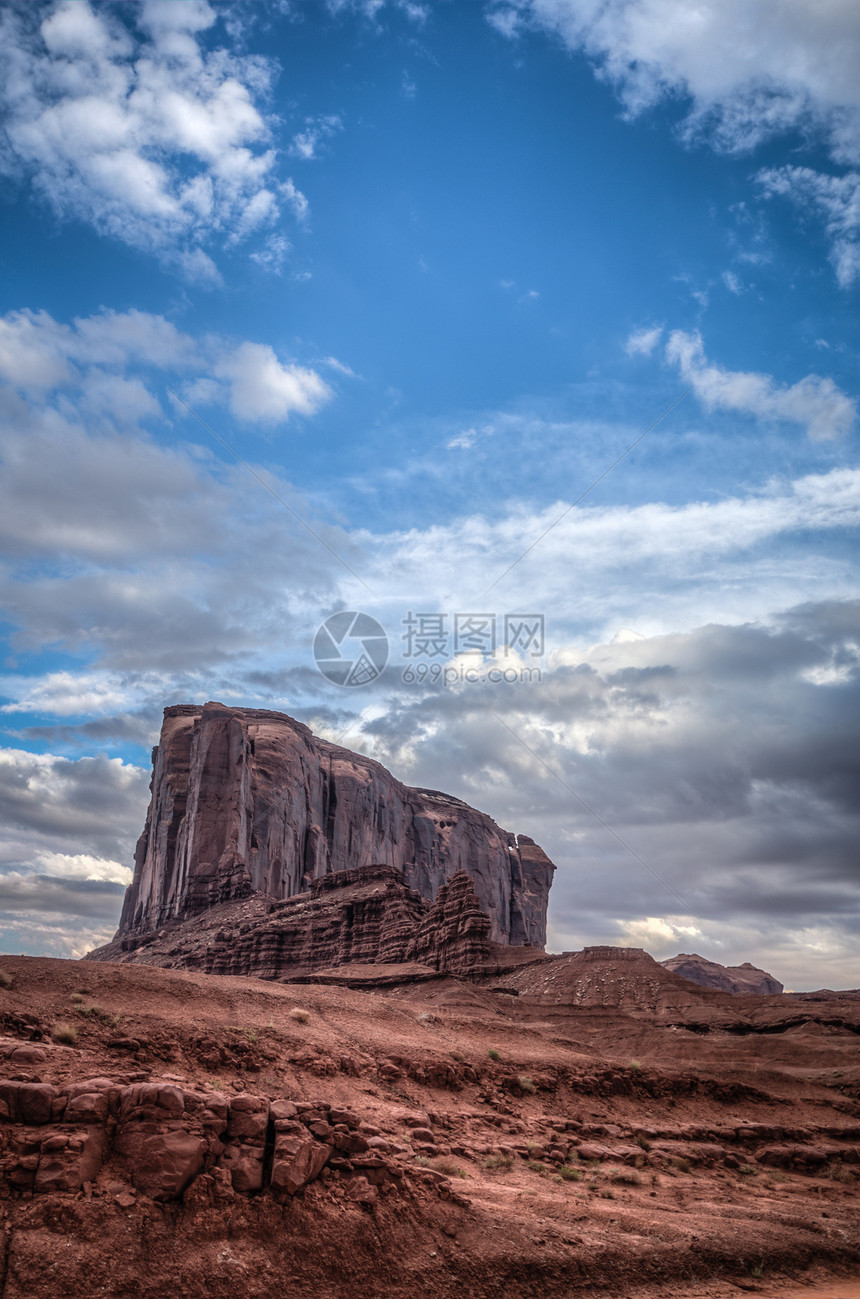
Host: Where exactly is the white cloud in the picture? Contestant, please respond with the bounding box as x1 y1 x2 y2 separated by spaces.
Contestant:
665 329 856 440
289 114 342 161
0 0 299 276
491 0 860 163
215 341 333 423
0 305 334 429
722 270 743 294
33 851 132 886
624 324 662 356
757 166 860 288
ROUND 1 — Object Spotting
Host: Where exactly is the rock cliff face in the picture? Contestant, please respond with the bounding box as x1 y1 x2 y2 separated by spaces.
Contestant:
660 953 783 996
118 702 554 949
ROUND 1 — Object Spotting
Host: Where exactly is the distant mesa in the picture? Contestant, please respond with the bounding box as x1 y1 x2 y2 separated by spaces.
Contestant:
661 952 783 996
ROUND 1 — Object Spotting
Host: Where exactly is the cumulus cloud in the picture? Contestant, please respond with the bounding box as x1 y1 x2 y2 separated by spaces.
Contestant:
0 0 302 277
489 0 860 162
757 166 860 288
489 0 860 283
665 329 856 440
215 341 332 423
0 305 334 429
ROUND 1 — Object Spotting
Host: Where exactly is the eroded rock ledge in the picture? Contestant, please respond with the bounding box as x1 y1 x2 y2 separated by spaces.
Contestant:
90 865 516 981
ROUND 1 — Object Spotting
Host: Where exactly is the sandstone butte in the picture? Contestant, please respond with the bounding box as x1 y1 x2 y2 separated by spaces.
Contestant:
1 703 859 1298
112 701 555 955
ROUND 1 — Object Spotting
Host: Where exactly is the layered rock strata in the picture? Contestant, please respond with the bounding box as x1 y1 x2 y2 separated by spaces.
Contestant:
91 865 497 980
117 702 555 948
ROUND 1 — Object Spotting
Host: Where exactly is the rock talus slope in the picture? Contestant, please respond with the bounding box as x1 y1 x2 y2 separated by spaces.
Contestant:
118 702 555 948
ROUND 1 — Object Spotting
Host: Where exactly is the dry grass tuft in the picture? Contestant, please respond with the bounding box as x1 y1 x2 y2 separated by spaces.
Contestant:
289 1007 310 1023
52 1021 78 1045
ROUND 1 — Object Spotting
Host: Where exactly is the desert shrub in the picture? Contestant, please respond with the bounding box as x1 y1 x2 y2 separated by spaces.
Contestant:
750 1265 764 1279
611 1169 642 1186
633 1134 651 1151
431 1156 467 1178
738 1164 758 1177
527 1160 549 1176
208 1077 224 1090
69 992 85 1004
829 1163 858 1184
0 969 13 990
487 1048 500 1061
449 1049 465 1062
628 1059 642 1073
78 1003 113 1022
484 1153 514 1172
599 1188 615 1199
289 1007 310 1023
52 1021 78 1045
418 1011 438 1024
414 1154 432 1167
517 1074 536 1094
673 1157 691 1173
558 1164 582 1181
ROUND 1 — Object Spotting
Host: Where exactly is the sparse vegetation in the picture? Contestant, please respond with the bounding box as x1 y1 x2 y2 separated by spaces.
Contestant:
69 991 85 1004
611 1169 642 1186
628 1059 642 1073
484 1153 514 1172
418 1011 438 1024
527 1160 549 1176
414 1154 432 1167
673 1157 692 1174
750 1264 764 1279
208 1077 224 1090
289 1007 310 1023
738 1164 758 1177
52 1021 78 1045
633 1133 651 1151
0 969 13 990
76 1003 113 1023
487 1048 500 1061
558 1164 582 1181
430 1156 467 1179
516 1074 536 1094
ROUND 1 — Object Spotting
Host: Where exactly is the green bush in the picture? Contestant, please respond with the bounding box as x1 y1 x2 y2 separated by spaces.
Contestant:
487 1048 500 1061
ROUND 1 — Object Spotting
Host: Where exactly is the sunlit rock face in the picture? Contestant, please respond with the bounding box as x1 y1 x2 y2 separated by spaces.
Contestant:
116 702 555 949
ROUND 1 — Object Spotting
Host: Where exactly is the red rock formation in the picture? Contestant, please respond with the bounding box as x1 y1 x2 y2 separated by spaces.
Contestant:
117 702 554 948
661 953 784 995
91 864 498 981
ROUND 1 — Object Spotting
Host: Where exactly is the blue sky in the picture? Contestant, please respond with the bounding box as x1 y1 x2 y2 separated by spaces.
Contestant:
0 0 858 989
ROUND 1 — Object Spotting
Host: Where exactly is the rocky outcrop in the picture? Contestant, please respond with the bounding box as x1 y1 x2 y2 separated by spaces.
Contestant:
0 1075 411 1206
117 702 554 948
661 953 783 995
90 865 498 980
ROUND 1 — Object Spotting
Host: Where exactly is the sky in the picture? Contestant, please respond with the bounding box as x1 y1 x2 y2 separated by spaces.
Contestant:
0 0 857 990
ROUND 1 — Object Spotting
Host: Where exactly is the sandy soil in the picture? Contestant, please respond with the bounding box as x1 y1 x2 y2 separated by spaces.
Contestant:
0 953 858 1298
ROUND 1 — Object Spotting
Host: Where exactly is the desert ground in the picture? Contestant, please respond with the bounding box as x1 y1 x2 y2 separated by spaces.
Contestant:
1 950 858 1298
